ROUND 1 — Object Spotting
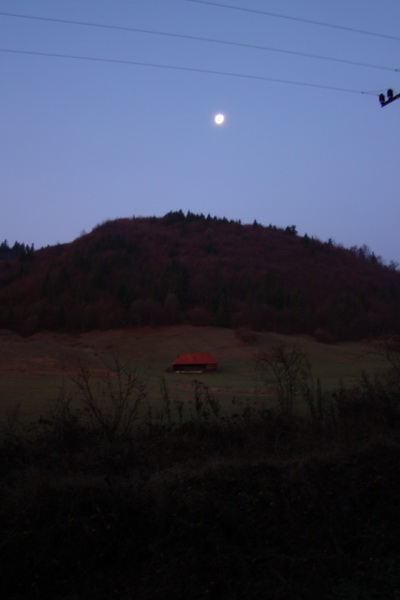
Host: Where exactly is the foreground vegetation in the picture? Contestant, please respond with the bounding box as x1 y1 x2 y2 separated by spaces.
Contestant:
2 344 400 599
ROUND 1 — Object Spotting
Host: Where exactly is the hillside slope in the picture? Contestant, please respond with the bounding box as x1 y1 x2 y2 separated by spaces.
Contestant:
1 211 399 339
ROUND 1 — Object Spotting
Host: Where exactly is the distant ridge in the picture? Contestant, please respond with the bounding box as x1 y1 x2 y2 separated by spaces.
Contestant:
1 210 399 340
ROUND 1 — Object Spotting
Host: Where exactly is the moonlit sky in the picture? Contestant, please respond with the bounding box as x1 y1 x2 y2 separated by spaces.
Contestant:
2 1 400 263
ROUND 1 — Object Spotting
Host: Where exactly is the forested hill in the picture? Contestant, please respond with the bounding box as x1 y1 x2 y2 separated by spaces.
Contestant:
1 211 400 339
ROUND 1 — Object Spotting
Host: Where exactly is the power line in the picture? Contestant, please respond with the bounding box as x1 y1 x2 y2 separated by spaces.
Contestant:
0 11 398 73
188 0 400 42
0 47 376 95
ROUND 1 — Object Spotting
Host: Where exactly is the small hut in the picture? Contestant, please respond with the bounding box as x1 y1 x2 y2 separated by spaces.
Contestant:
172 353 218 373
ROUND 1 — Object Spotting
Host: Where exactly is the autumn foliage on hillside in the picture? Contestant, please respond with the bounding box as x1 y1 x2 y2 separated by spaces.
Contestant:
1 211 400 339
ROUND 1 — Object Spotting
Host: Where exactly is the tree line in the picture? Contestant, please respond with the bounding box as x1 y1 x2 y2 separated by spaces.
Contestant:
0 240 34 259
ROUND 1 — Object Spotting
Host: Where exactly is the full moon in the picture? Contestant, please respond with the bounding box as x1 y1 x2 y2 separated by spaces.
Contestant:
214 113 225 125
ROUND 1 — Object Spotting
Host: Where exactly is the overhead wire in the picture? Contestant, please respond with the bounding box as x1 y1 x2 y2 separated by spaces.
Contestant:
187 0 400 43
0 11 398 73
0 47 377 96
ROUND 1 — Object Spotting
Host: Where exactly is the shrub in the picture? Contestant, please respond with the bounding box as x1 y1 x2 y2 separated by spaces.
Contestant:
71 356 147 442
255 342 312 417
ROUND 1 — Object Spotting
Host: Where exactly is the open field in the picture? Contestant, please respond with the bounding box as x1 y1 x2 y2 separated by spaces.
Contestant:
0 326 388 422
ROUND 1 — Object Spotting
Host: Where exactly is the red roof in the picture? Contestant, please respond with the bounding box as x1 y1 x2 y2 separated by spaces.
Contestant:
173 353 217 365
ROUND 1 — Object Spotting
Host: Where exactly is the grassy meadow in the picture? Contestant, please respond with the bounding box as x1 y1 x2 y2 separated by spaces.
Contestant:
0 326 388 423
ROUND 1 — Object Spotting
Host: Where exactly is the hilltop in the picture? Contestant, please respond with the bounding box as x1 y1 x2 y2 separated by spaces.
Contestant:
1 210 399 339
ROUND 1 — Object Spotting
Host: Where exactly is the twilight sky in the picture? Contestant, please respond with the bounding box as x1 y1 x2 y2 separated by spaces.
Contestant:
2 0 400 263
